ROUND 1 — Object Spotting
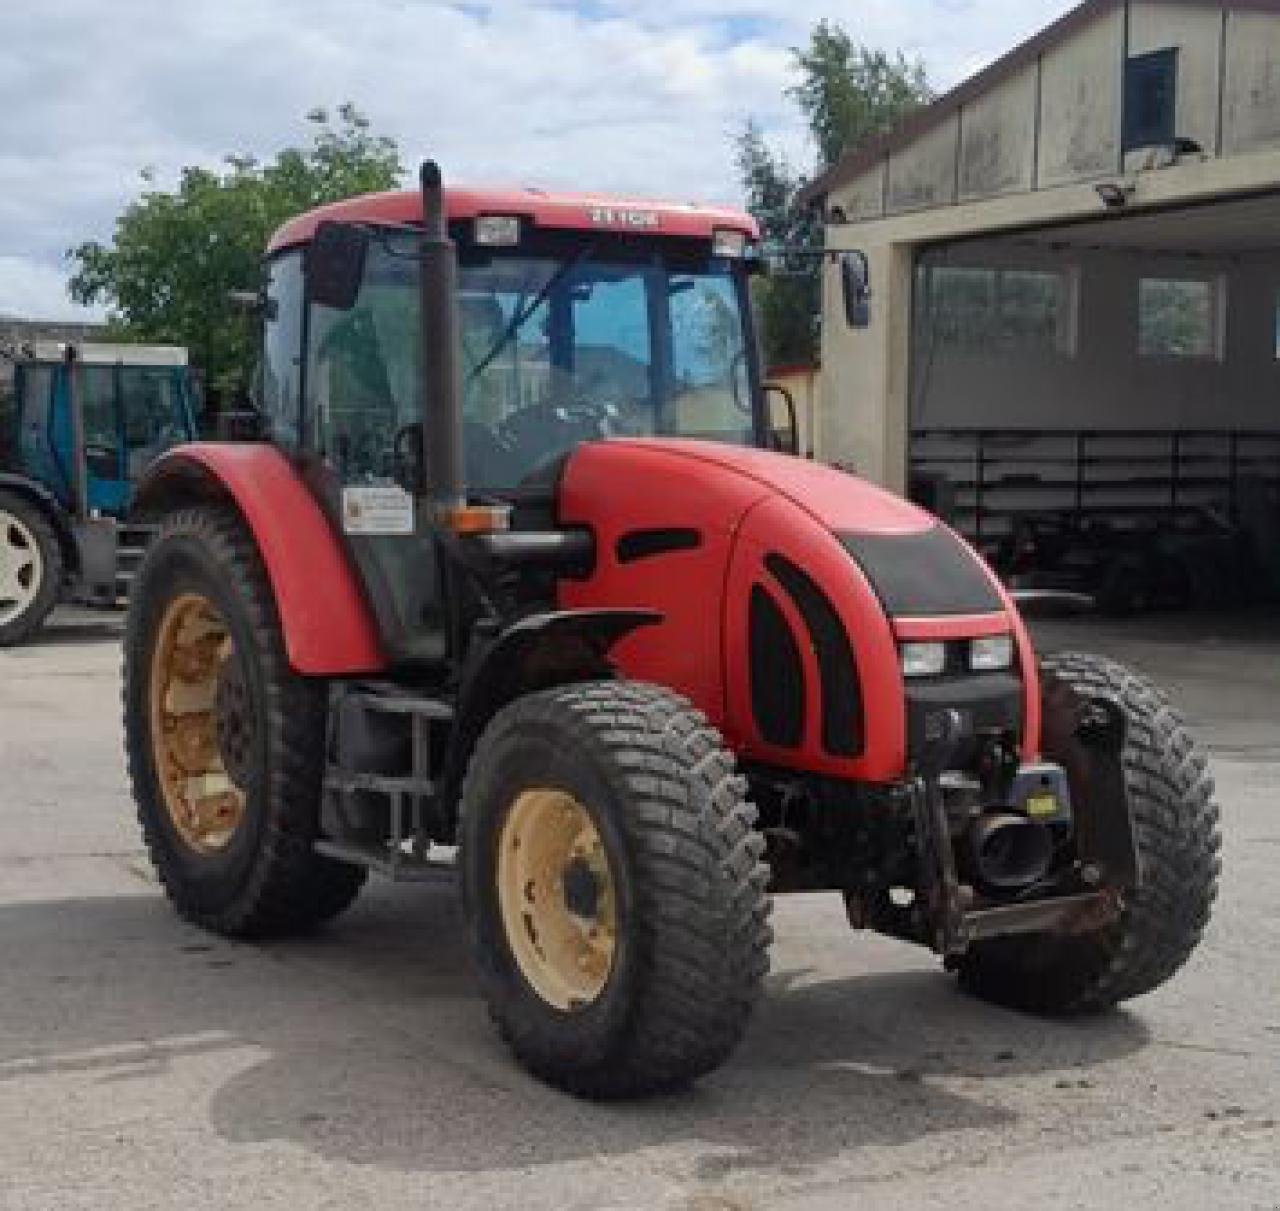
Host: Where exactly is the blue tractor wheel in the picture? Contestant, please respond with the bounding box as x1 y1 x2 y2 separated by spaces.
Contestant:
0 488 62 646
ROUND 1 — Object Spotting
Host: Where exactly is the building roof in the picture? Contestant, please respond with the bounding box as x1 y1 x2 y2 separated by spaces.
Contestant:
795 0 1276 210
267 186 759 254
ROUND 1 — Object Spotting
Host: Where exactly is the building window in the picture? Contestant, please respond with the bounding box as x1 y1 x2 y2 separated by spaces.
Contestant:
921 266 1076 354
1124 48 1178 152
1138 277 1222 359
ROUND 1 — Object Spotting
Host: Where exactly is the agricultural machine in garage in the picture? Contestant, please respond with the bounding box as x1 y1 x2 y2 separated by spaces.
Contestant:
123 163 1219 1098
0 342 198 645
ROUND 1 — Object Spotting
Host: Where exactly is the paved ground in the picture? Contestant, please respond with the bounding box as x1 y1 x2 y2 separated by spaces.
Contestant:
1 606 1278 1210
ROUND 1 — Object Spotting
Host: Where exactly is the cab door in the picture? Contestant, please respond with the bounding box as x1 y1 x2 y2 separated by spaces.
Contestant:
15 360 125 513
75 364 131 515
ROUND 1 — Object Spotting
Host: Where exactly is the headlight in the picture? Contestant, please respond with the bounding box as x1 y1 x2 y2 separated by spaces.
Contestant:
900 641 947 678
970 633 1014 672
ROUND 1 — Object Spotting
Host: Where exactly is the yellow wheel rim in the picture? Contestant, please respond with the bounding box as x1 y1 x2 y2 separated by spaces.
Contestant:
148 593 248 854
496 789 618 1011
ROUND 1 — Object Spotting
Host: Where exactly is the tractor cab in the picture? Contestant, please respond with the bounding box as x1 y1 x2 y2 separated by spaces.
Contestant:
256 181 780 660
8 342 198 516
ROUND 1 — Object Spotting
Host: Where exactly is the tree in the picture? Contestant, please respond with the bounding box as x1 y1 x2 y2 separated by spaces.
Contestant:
69 105 402 400
789 21 934 170
741 21 933 366
736 121 819 369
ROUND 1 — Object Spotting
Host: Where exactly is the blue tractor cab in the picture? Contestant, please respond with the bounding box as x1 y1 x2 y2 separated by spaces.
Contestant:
0 342 199 645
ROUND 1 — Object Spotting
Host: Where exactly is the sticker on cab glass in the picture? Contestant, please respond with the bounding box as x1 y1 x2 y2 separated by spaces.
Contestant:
342 484 415 536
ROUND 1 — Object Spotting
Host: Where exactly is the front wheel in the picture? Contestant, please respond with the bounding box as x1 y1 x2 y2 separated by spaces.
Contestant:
0 489 62 647
123 506 365 937
460 681 772 1098
956 652 1220 1013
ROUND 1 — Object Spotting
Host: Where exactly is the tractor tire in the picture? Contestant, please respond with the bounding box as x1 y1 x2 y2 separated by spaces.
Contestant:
956 652 1219 1014
460 681 772 1099
123 505 365 937
0 489 62 647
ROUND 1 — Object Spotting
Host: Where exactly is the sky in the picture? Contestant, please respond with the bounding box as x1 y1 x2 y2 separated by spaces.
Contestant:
0 0 1076 321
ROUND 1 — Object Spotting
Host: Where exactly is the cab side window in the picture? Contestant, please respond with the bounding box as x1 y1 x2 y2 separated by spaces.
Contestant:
262 251 305 448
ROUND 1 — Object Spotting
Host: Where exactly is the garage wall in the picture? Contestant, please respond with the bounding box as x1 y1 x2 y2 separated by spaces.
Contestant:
912 243 1280 432
826 2 1280 226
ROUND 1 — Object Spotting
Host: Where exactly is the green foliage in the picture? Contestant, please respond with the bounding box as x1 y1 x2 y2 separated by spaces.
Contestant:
68 105 402 398
789 21 933 169
740 21 932 367
736 121 820 370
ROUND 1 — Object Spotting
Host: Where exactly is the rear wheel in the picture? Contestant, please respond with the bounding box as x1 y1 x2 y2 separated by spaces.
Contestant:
461 681 772 1098
956 652 1219 1013
0 490 62 647
123 506 365 936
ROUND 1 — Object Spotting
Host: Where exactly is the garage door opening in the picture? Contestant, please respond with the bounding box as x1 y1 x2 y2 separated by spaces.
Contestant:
908 190 1280 617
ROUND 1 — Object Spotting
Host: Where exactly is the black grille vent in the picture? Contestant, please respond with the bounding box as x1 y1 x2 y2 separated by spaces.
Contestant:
616 527 701 564
765 554 863 758
749 585 804 749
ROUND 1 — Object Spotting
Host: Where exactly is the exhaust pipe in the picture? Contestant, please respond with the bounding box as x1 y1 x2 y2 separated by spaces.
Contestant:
419 160 465 519
970 813 1054 892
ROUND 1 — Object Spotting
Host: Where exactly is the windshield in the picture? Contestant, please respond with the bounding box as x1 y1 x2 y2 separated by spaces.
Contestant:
307 231 757 494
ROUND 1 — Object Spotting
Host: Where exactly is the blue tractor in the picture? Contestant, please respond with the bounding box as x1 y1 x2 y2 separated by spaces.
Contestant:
0 341 199 645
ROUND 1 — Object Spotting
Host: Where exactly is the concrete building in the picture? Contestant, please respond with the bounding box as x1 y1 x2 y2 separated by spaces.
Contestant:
802 0 1280 584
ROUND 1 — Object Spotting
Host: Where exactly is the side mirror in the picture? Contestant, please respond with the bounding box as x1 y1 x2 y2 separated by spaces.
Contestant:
305 222 368 311
840 250 871 329
765 383 799 456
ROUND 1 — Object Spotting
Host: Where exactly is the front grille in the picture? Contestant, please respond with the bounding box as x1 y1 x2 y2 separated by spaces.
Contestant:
904 671 1023 761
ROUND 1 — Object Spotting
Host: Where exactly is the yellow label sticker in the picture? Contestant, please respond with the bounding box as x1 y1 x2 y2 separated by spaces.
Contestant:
1026 794 1059 819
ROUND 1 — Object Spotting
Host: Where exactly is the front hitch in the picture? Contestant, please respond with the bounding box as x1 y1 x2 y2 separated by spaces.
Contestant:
911 699 1136 957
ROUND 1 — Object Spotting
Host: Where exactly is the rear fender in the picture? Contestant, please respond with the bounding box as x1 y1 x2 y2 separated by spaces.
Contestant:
133 444 386 676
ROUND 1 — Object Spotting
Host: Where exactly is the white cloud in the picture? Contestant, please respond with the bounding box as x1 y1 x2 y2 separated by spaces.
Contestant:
0 0 1075 319
0 256 105 321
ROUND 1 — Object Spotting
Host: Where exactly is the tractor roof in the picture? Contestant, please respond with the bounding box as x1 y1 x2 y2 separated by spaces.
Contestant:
21 341 189 367
267 186 759 255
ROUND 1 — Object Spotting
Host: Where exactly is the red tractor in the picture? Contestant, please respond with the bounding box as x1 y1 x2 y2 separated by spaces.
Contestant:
123 163 1219 1098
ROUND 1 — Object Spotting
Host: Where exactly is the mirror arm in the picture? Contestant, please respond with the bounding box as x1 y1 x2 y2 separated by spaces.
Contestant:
764 382 800 457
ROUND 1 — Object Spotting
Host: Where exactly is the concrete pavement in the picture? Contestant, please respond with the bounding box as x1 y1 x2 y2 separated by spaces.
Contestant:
0 607 1277 1210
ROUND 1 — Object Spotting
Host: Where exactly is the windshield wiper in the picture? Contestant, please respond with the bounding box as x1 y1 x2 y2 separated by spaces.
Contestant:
464 243 596 386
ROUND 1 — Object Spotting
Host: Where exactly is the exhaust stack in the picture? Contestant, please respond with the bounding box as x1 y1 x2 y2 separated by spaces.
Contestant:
419 160 466 519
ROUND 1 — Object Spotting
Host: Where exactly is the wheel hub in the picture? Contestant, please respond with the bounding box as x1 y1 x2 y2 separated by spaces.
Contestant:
496 789 617 1011
562 856 602 919
0 509 43 627
148 594 247 854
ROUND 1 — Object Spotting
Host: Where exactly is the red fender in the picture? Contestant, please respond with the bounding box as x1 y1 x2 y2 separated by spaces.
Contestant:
137 444 387 676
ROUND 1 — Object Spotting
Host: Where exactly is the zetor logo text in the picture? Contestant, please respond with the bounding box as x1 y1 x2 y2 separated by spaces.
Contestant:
588 207 660 229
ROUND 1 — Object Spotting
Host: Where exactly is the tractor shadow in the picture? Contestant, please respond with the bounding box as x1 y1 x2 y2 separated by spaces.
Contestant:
0 884 1149 1180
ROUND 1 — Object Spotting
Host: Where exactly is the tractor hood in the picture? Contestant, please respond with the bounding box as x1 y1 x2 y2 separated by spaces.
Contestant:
556 436 1039 782
603 438 934 537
